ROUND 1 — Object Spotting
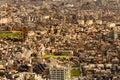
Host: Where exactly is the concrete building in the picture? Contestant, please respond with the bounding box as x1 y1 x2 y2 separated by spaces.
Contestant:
49 66 71 80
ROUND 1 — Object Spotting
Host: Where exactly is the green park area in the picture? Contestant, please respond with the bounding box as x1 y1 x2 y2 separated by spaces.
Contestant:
71 69 81 77
0 33 20 37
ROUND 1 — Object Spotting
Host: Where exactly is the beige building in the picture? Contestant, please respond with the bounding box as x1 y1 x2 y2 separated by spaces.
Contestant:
49 66 71 80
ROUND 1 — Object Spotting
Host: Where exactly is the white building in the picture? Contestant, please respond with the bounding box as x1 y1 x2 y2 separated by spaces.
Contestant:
49 66 71 80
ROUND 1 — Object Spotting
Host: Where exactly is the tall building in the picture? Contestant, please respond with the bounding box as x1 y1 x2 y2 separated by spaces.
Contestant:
49 66 71 80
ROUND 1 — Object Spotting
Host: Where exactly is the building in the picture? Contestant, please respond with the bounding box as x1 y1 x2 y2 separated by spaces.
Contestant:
107 0 120 10
109 28 118 40
97 0 107 6
49 66 71 80
12 72 42 80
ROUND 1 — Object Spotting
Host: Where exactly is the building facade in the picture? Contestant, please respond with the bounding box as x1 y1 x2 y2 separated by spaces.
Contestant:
49 67 71 80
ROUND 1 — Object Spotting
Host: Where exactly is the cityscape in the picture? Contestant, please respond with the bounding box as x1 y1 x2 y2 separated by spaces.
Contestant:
0 0 120 80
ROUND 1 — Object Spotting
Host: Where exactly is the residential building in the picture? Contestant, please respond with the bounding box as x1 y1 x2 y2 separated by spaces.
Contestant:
49 66 71 80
